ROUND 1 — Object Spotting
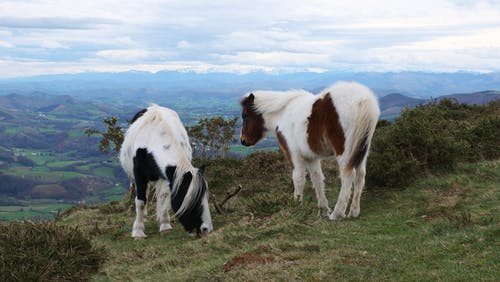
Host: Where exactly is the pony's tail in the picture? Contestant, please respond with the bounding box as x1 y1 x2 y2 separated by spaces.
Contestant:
347 98 379 170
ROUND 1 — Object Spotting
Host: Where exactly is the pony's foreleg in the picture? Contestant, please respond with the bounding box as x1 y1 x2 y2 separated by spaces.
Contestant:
156 179 172 235
132 178 148 239
348 160 366 218
329 167 355 220
292 162 306 202
307 160 331 216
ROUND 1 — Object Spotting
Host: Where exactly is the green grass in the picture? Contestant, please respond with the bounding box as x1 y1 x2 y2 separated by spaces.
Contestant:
92 166 115 178
0 202 73 221
47 160 84 168
59 171 87 181
55 158 499 281
230 144 278 156
3 167 62 182
68 129 84 137
4 126 22 135
85 184 127 204
18 148 54 165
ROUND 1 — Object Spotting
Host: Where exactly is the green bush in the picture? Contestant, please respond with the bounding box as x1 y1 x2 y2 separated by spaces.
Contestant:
466 114 500 160
0 222 106 281
367 99 499 188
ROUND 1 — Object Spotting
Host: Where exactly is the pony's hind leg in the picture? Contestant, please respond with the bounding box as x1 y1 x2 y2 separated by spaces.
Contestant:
156 179 172 235
307 160 331 216
348 160 367 218
292 162 306 202
329 166 355 220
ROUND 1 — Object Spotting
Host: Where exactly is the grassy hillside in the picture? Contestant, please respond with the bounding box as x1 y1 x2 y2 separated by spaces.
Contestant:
55 155 499 281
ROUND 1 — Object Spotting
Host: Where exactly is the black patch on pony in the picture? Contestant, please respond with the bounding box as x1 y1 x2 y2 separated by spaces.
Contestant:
348 133 369 170
170 170 206 234
130 108 148 124
165 165 176 188
133 148 162 202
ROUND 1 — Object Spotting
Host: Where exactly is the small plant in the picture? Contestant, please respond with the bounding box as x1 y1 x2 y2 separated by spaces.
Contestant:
187 116 239 159
84 116 124 153
448 210 474 229
0 222 106 281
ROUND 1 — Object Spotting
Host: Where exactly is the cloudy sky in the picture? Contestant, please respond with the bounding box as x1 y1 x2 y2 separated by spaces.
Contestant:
0 0 499 78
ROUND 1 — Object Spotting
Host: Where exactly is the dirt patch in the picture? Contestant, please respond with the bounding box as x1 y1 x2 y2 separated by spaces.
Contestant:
223 253 274 272
423 182 470 220
430 182 469 209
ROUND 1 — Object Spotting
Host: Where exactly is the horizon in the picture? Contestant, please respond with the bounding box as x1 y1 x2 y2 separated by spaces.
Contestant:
1 1 500 78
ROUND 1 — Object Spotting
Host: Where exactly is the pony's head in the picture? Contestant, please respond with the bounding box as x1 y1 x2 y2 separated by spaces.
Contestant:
240 93 266 146
169 165 213 236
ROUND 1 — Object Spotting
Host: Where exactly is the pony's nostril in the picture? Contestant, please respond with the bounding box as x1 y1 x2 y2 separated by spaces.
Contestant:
241 139 247 146
201 227 209 234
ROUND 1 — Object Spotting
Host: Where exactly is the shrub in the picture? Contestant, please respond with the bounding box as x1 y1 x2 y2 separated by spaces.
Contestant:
466 115 500 160
367 99 498 188
0 222 106 281
367 126 420 188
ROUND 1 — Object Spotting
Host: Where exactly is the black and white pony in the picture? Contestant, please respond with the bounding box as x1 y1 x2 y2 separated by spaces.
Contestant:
240 82 380 220
120 105 213 238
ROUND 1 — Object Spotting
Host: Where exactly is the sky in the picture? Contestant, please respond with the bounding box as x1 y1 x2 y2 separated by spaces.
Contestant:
0 0 500 78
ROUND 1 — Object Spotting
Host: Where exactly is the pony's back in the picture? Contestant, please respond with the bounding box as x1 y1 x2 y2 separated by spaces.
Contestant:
119 104 192 179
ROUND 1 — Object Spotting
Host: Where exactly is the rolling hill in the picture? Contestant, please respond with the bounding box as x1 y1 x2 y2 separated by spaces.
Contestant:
0 89 498 220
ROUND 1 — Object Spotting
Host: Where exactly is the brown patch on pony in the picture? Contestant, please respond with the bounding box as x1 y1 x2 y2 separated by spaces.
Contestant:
276 127 293 168
240 94 266 146
307 93 345 156
223 253 274 272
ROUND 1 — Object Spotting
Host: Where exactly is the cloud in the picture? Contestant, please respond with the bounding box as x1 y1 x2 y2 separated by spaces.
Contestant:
1 0 500 77
176 41 192 49
215 51 332 67
40 40 68 49
0 17 119 30
0 40 14 48
96 49 172 61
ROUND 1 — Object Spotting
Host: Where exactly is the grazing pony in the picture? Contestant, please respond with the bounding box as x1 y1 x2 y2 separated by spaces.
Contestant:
120 105 213 238
240 82 380 220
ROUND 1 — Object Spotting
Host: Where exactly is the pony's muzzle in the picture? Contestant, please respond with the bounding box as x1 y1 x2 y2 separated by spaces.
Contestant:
200 222 213 235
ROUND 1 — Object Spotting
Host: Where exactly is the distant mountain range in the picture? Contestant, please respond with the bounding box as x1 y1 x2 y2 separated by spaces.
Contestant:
378 90 500 119
1 71 499 99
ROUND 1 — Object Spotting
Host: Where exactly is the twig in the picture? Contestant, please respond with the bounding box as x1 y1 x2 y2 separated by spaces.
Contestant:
214 185 243 214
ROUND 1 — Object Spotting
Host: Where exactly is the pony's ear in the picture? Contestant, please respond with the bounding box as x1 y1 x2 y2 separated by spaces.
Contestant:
248 93 255 104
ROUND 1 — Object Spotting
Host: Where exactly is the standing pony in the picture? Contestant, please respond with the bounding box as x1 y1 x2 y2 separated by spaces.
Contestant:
240 82 380 220
120 105 213 238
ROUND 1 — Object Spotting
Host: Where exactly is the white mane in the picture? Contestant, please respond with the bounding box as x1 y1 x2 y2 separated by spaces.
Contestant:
249 89 312 115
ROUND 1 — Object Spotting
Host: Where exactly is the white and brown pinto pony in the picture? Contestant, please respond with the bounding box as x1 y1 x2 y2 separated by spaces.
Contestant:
120 105 213 238
240 82 380 220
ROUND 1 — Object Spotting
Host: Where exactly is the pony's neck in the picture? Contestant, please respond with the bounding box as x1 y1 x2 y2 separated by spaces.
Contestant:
254 89 310 130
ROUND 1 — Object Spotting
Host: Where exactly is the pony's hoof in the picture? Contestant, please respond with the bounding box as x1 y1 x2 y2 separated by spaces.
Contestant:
132 229 147 239
348 209 360 218
293 195 303 203
159 223 173 233
317 207 332 217
329 211 345 221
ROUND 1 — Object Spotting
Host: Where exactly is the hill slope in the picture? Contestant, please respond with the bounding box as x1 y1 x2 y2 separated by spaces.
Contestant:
57 156 499 281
